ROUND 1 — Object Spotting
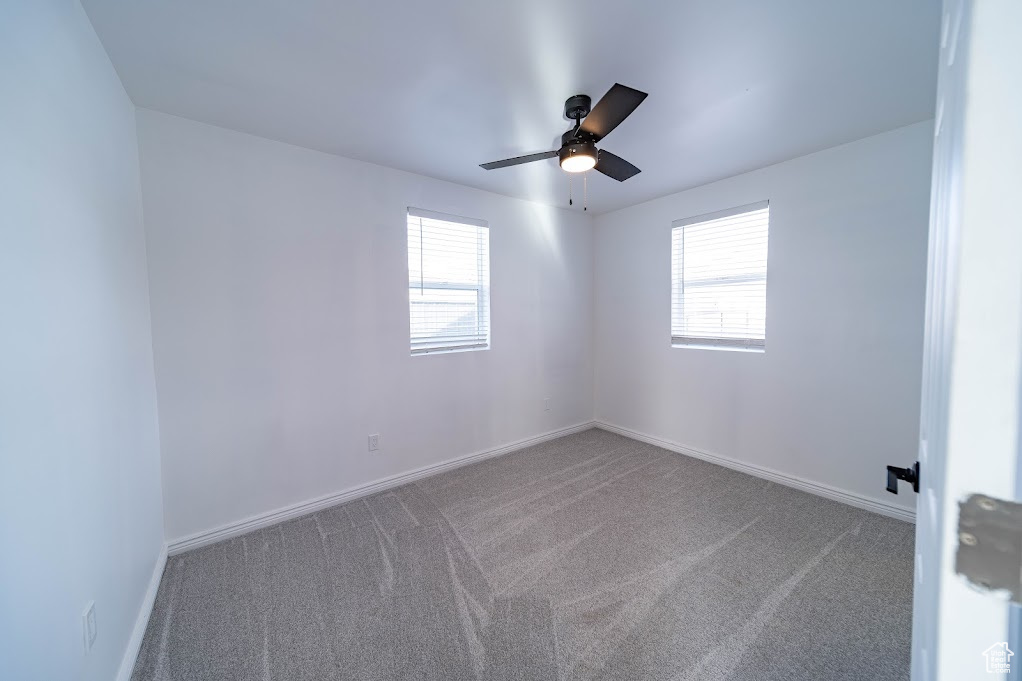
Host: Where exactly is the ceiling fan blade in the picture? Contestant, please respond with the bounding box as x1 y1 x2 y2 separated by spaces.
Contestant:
580 84 648 140
595 150 641 182
480 150 558 170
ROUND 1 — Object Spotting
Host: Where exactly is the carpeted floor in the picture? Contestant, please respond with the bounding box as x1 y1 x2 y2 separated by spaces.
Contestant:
132 428 914 680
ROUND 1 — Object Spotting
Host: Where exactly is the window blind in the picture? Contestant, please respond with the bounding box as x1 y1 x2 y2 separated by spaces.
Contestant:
671 201 769 349
407 208 490 354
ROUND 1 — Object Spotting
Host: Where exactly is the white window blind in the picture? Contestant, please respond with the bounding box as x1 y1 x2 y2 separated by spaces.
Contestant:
407 208 490 354
671 201 769 350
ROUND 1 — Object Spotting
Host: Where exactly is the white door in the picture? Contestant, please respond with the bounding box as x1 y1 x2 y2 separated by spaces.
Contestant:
911 0 1022 679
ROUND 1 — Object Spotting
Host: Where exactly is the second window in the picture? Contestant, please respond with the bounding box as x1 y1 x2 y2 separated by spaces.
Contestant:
407 208 490 354
671 201 769 350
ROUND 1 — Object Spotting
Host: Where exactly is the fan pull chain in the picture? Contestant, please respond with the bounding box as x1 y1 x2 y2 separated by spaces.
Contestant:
584 172 588 211
568 174 573 206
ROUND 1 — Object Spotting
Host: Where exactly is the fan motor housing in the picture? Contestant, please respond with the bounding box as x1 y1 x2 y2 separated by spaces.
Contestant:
561 130 597 146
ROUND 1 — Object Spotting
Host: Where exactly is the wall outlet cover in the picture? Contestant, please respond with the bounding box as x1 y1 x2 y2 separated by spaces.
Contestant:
368 434 380 452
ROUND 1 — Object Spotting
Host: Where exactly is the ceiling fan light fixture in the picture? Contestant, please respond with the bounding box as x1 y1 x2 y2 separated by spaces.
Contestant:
480 84 646 185
559 142 597 173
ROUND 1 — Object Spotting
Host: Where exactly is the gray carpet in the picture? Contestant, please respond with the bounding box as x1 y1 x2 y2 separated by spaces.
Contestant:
132 428 914 680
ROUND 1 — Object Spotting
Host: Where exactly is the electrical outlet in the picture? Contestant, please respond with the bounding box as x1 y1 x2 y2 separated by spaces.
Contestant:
544 398 551 412
82 601 97 653
368 434 379 452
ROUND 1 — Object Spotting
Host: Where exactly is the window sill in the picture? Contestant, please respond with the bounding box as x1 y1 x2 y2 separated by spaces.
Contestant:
671 342 764 354
411 344 489 356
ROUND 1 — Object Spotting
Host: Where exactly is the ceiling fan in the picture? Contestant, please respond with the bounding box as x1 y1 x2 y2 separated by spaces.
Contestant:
480 83 648 182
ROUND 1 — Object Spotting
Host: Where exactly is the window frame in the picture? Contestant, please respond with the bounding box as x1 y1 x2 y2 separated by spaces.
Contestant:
406 207 491 356
671 200 770 352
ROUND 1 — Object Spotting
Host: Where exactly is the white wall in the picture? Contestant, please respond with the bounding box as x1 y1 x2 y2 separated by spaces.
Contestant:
136 110 595 542
0 3 165 681
594 121 933 515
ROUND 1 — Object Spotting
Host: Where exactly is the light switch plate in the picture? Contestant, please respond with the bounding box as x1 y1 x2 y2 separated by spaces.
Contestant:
82 601 97 653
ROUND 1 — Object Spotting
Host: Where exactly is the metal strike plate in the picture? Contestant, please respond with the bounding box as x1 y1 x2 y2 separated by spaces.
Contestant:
956 494 1022 603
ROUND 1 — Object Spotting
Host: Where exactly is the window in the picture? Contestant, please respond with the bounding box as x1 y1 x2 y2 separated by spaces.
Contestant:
671 201 769 350
407 208 490 354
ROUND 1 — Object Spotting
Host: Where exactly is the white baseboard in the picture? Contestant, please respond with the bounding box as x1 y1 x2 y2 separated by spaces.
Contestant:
595 421 916 524
116 542 168 681
167 421 597 555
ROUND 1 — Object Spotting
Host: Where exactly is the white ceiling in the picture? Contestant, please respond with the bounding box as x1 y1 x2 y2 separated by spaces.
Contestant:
82 0 941 214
